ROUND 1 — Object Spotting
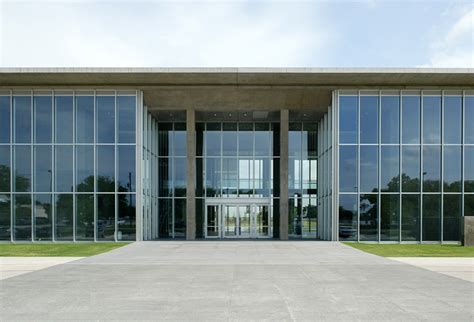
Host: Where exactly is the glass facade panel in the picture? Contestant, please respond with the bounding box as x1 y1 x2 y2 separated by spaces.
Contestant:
34 194 52 241
76 145 94 192
158 123 172 156
55 194 73 241
206 158 221 197
380 194 399 241
206 123 221 156
402 146 420 192
14 96 31 143
423 146 441 192
222 158 238 196
360 96 378 144
255 123 271 156
75 96 94 143
174 199 186 238
443 96 462 144
423 96 441 144
465 147 474 192
96 96 115 143
402 95 420 144
0 194 11 240
339 146 357 192
422 194 440 241
0 96 10 143
97 145 115 192
117 96 136 143
34 96 52 143
359 194 377 241
118 146 136 193
0 146 10 192
401 194 420 241
443 194 461 241
239 123 253 156
159 158 172 197
97 194 115 241
381 96 400 144
222 123 237 156
76 194 94 241
465 194 474 216
289 196 301 237
380 146 399 192
14 146 31 192
444 146 461 192
34 145 52 192
466 96 474 144
338 194 357 241
118 194 135 240
55 96 73 143
360 146 378 193
55 145 73 192
14 194 31 241
339 96 357 144
173 157 186 197
159 198 173 238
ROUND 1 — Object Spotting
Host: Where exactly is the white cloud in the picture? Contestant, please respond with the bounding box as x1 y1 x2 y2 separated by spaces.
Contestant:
0 1 331 67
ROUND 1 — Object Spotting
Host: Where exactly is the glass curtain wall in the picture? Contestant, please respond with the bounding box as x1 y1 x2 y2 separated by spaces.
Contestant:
288 122 318 239
0 90 137 242
338 90 473 242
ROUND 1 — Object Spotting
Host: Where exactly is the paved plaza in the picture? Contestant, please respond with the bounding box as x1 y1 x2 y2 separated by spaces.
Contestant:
0 241 473 321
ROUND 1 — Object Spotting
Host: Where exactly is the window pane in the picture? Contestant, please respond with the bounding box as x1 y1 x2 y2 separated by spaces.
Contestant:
174 157 186 197
34 145 52 192
14 96 31 143
339 146 357 192
289 158 300 194
255 159 271 197
75 96 94 143
339 194 357 241
380 146 399 192
239 158 252 196
422 146 441 192
14 146 31 192
402 95 420 144
76 145 94 192
174 198 186 238
55 194 73 241
422 194 440 241
0 146 10 192
222 123 237 156
402 146 420 192
423 96 441 144
465 147 474 192
55 145 73 192
97 194 115 241
360 146 378 193
117 96 136 143
158 123 172 157
302 159 317 194
118 146 136 193
97 145 115 192
55 96 73 143
239 123 253 156
159 158 172 197
34 96 52 143
34 194 52 241
196 158 204 197
0 194 11 240
222 158 238 196
302 197 317 238
96 96 115 143
443 194 461 241
465 195 474 216
14 194 31 241
339 96 357 144
118 194 135 240
380 194 399 241
401 194 420 241
443 96 462 144
289 196 301 238
381 96 400 144
159 198 173 238
255 123 271 156
205 123 221 156
174 125 186 157
360 194 377 241
196 123 204 157
466 96 474 144
0 96 10 143
303 123 317 158
444 146 461 192
360 96 378 144
76 194 94 240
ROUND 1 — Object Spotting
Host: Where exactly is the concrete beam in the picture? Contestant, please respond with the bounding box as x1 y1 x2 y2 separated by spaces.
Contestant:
186 109 196 240
279 110 289 240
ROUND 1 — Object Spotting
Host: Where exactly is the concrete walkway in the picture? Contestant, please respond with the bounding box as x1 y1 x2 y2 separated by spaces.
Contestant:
0 257 83 280
0 241 473 321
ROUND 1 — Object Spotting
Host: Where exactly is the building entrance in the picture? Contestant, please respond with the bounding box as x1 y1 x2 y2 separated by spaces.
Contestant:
205 200 272 238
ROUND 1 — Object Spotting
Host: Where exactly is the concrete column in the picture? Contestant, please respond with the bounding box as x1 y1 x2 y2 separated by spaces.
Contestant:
186 109 196 240
464 217 474 246
279 109 289 240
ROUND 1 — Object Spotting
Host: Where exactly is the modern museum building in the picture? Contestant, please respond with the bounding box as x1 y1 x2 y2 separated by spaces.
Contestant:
0 68 473 243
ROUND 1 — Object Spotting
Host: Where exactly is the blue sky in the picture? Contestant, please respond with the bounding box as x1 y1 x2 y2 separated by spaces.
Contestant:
0 0 472 67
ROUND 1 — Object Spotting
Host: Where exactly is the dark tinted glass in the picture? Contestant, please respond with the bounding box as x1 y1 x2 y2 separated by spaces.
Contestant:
118 194 135 240
206 123 221 156
360 146 378 192
401 194 420 241
158 123 172 156
255 123 271 156
466 96 474 144
465 194 474 217
339 194 357 241
380 194 399 241
196 158 204 197
159 158 172 197
0 146 10 192
55 96 73 143
14 146 31 192
422 194 440 241
381 96 399 144
360 96 378 144
118 146 136 192
55 194 73 241
423 96 441 144
196 123 204 157
76 145 94 192
0 96 10 143
444 146 461 192
238 123 253 156
360 194 377 241
34 145 52 192
303 123 317 158
14 194 31 241
97 194 115 241
402 146 420 192
76 194 94 240
97 145 115 192
380 146 399 192
443 194 461 241
96 96 115 143
34 96 52 143
339 146 357 192
0 194 11 240
75 96 94 143
14 96 31 143
34 194 52 241
174 198 186 238
174 124 186 156
222 123 237 156
465 147 474 192
158 198 173 238
117 96 136 143
55 145 73 192
174 157 186 197
422 146 441 192
402 95 420 144
339 96 357 144
443 96 462 144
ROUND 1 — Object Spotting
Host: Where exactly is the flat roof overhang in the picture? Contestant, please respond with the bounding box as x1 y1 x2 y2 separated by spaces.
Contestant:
1 67 473 113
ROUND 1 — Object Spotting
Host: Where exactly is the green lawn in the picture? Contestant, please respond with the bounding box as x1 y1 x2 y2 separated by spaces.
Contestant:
344 243 474 257
0 243 130 257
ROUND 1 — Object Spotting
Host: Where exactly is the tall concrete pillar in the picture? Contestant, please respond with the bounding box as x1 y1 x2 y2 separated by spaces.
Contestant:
279 110 289 240
186 109 196 240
